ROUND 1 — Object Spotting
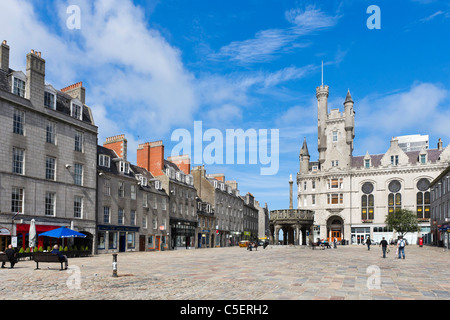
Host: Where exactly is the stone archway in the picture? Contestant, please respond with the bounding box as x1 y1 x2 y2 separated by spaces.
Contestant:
326 215 344 242
269 209 315 245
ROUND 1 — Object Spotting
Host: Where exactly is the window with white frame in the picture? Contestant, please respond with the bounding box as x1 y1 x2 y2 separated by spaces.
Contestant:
74 163 83 185
161 197 167 210
46 121 56 144
75 131 83 152
119 161 129 174
142 214 147 228
118 208 124 224
131 184 136 200
143 193 148 207
118 181 125 198
45 156 56 180
103 179 111 196
332 130 338 142
98 154 110 168
13 109 24 135
11 188 24 214
71 101 82 120
45 192 56 216
152 216 157 229
74 196 83 218
44 91 56 109
13 77 25 97
12 147 24 175
103 207 110 223
364 159 371 169
390 155 399 166
130 210 136 226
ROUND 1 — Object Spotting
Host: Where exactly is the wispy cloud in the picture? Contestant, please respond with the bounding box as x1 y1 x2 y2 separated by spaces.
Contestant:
210 5 339 64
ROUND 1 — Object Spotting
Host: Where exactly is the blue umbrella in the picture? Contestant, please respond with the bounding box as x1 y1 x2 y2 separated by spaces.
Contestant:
38 227 86 238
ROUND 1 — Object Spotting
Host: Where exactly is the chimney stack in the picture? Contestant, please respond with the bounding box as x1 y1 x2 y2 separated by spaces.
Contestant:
0 40 9 72
137 140 165 176
104 134 128 160
61 81 86 105
26 49 45 108
167 154 191 175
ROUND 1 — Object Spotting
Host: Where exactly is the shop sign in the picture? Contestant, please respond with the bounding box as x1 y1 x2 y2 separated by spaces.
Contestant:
0 228 11 235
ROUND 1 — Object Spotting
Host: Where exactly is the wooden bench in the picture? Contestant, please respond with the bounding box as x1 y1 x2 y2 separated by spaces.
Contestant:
33 252 65 270
311 243 325 250
0 253 10 262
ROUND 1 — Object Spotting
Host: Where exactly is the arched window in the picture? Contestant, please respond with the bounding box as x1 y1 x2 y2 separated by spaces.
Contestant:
361 182 374 220
388 180 402 215
416 179 430 219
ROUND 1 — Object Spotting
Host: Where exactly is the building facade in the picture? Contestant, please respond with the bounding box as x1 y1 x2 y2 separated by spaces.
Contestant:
297 81 450 245
96 135 170 253
0 41 97 252
137 142 198 250
192 166 244 247
430 165 450 248
242 193 258 241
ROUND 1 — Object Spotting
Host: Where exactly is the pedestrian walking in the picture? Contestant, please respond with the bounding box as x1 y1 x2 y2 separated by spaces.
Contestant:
397 236 406 259
333 237 337 249
379 237 388 258
366 237 371 250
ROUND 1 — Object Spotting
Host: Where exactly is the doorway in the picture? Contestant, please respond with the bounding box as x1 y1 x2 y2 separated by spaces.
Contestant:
139 235 145 252
156 236 161 251
119 232 126 252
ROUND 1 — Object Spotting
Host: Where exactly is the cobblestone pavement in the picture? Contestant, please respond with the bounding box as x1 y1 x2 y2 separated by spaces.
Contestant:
1 245 449 300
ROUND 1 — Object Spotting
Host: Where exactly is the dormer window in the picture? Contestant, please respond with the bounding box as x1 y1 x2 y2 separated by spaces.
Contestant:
420 154 426 164
70 100 83 120
364 159 371 169
390 155 399 166
13 77 25 97
213 180 218 188
155 180 161 190
98 154 110 168
119 161 129 174
44 91 55 109
136 175 147 187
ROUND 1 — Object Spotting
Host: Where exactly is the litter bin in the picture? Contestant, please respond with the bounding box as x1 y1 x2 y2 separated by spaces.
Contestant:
341 239 345 246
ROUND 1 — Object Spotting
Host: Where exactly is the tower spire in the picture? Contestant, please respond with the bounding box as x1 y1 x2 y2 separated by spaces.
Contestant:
321 61 324 87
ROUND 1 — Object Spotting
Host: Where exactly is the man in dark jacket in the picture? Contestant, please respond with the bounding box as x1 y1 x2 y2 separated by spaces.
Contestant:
379 237 389 258
1 244 17 268
51 245 68 269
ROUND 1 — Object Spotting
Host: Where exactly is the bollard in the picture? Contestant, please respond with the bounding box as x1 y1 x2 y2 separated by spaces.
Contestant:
112 253 118 277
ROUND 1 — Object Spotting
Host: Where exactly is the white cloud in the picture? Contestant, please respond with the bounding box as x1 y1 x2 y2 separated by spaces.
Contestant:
0 0 198 143
355 82 450 154
211 5 339 64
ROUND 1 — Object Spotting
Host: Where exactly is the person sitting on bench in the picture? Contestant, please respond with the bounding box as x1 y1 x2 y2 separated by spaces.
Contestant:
51 245 68 269
1 245 17 269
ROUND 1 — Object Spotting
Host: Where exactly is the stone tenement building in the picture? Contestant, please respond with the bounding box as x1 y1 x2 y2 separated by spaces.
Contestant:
137 142 198 249
192 166 244 247
296 81 450 245
0 41 97 252
96 134 170 254
430 164 450 248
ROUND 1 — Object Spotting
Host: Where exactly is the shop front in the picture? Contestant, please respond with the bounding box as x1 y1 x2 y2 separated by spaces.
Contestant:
16 223 62 250
171 218 197 250
97 225 139 253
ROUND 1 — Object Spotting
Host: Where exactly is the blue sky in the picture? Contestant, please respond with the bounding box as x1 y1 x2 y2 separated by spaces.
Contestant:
1 0 450 211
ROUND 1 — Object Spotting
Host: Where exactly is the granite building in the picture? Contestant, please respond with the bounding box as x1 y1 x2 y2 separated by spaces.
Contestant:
0 41 97 252
430 165 450 248
297 80 450 245
137 142 198 249
192 166 244 247
96 135 169 253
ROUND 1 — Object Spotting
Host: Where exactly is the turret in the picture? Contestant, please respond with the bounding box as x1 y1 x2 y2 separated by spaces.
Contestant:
299 137 310 174
316 84 329 165
344 89 355 155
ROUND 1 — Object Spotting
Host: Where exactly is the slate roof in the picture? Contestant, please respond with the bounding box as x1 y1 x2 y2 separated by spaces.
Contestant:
351 149 443 168
0 67 94 125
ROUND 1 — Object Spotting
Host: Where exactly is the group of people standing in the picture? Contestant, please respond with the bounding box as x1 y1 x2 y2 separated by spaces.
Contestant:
366 236 407 259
